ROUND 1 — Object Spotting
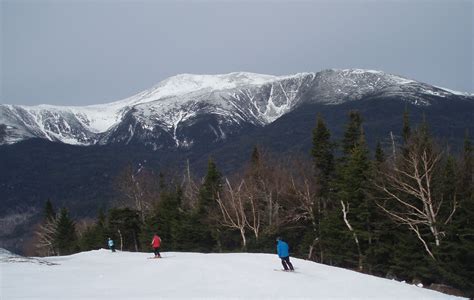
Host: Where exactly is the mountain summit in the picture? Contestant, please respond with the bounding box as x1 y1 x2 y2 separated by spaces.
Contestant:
0 69 471 147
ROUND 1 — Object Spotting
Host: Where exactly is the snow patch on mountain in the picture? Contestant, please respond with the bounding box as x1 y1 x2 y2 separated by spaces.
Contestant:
104 72 282 110
339 68 416 85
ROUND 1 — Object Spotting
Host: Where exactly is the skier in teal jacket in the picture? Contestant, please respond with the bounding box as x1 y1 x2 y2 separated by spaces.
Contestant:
108 237 116 252
276 237 294 271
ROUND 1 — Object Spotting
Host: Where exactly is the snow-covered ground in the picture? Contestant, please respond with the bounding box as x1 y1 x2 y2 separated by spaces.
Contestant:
0 249 465 299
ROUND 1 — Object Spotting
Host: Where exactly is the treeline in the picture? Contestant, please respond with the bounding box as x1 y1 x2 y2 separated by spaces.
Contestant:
34 110 473 296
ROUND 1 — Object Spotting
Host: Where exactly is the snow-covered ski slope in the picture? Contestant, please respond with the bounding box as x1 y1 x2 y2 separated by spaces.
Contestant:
1 249 464 299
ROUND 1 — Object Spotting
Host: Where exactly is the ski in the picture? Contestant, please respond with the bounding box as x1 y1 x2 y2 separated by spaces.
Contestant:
273 269 297 273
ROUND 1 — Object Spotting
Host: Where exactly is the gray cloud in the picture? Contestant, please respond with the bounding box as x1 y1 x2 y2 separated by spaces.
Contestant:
1 0 472 105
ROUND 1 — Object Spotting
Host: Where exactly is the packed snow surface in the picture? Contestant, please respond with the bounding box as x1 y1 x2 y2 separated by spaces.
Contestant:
0 249 464 299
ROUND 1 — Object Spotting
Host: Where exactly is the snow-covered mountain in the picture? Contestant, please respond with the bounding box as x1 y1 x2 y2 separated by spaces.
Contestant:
1 249 465 299
1 69 471 147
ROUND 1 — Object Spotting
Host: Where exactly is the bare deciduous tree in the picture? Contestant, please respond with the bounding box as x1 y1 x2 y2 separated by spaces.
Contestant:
182 160 200 210
216 178 248 248
375 136 457 260
256 162 287 228
284 161 322 260
36 218 57 256
340 200 363 270
245 149 285 228
242 183 262 241
116 164 158 222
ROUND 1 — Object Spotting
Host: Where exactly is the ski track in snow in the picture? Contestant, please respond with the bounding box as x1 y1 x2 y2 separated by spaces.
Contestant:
0 249 466 300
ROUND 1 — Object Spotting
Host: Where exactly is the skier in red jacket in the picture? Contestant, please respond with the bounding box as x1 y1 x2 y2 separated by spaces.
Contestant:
151 233 162 258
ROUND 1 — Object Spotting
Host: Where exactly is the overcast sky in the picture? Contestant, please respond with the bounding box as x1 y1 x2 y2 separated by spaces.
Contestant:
1 0 473 106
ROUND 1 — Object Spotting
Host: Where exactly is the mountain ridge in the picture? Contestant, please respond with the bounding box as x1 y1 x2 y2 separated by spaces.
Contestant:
1 69 472 147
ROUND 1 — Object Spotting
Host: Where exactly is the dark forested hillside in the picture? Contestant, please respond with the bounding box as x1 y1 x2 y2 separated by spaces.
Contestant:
1 97 472 219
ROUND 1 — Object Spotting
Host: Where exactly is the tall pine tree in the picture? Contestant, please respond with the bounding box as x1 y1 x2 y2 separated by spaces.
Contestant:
337 132 373 271
436 133 474 295
374 141 385 166
193 158 223 251
54 208 78 255
310 115 335 262
402 106 411 144
330 112 374 271
79 208 109 251
44 199 56 221
197 158 222 215
141 180 183 251
312 115 334 196
342 111 363 157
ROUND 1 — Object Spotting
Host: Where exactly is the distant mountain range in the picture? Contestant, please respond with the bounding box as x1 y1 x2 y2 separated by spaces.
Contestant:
1 69 472 148
1 69 473 253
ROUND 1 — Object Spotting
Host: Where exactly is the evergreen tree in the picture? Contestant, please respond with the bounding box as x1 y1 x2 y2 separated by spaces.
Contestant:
322 111 365 267
97 207 107 228
251 145 261 170
176 158 222 252
419 115 432 149
456 133 474 294
108 208 141 251
338 133 373 270
374 141 385 166
311 114 334 196
441 156 457 207
402 107 411 144
53 208 78 255
198 158 222 251
79 208 109 251
368 142 398 276
141 183 183 251
175 211 214 252
389 227 434 282
332 114 374 271
309 115 335 262
342 111 363 157
248 145 264 186
436 133 474 295
197 158 222 214
44 199 56 221
459 131 473 200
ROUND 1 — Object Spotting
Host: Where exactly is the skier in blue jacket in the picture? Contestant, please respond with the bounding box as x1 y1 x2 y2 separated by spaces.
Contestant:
276 237 294 271
108 237 116 252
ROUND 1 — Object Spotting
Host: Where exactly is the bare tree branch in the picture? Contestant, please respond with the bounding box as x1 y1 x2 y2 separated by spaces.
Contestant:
375 135 456 259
